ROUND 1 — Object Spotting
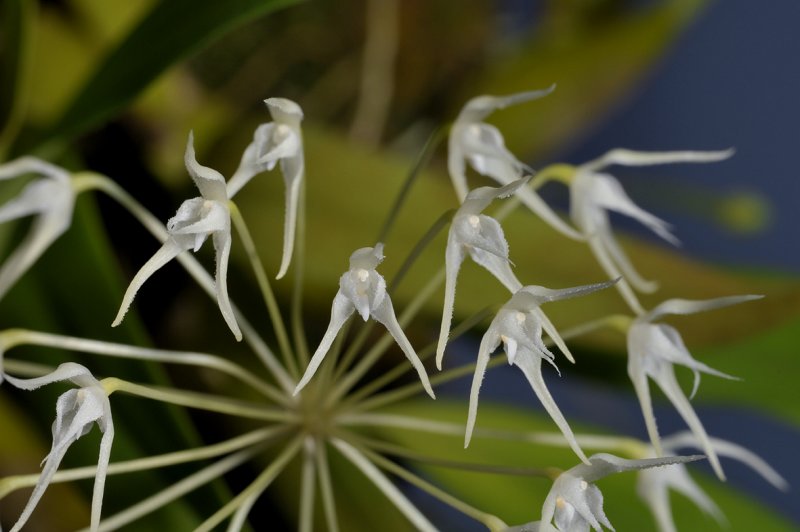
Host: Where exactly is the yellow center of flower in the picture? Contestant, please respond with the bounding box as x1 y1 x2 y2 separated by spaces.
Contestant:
468 215 480 228
356 269 370 282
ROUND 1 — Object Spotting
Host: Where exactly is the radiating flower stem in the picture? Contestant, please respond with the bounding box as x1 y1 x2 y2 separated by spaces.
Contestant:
315 441 340 532
195 437 303 532
356 442 510 531
0 426 289 499
331 437 436 532
0 328 285 403
291 178 311 366
355 434 555 478
342 306 494 409
299 437 317 532
89 446 261 532
228 202 298 378
376 125 448 243
102 378 296 423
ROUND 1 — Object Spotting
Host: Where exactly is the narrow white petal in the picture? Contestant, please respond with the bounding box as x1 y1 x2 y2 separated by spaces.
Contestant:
184 131 228 202
294 293 354 394
513 185 584 241
0 157 70 183
265 97 304 125
663 432 789 490
535 308 574 364
447 130 470 202
90 419 115 532
460 176 530 215
371 297 434 399
636 473 677 532
0 208 73 302
590 174 679 246
600 224 660 293
587 235 645 315
654 366 724 480
515 354 588 463
582 148 734 173
644 295 763 322
521 279 617 305
331 439 437 532
436 235 465 369
465 329 498 447
4 362 93 391
276 151 304 279
213 228 242 341
628 356 663 457
112 240 183 327
9 439 73 532
227 123 274 198
572 453 703 482
458 86 555 122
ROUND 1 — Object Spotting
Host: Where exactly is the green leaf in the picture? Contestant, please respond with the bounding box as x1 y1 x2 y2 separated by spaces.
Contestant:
0 0 32 157
697 314 800 426
41 0 301 149
371 399 794 531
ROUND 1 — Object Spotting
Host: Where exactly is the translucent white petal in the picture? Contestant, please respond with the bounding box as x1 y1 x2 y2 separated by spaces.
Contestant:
0 157 70 183
0 199 74 302
599 223 659 293
535 307 574 364
227 123 274 198
447 130 470 201
276 142 304 279
520 279 618 305
589 174 678 246
184 131 228 203
294 293 354 395
265 97 304 126
582 148 734 173
515 353 588 464
662 432 788 490
465 327 501 447
91 418 114 531
371 296 434 399
4 362 95 390
652 365 725 480
644 295 763 322
571 453 702 483
627 351 663 457
112 240 183 327
456 86 555 122
586 235 645 315
436 233 465 369
460 176 530 215
213 226 242 341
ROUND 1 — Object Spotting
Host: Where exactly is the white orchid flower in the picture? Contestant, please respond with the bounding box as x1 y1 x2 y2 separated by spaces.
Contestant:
570 149 733 314
0 157 75 302
294 244 434 398
449 88 582 240
627 295 761 479
436 178 528 370
540 453 702 532
227 97 305 279
466 280 616 463
5 362 113 532
637 432 788 532
113 132 241 340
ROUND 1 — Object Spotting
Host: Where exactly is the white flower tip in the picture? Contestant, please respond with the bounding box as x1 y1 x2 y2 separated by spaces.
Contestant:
265 97 304 123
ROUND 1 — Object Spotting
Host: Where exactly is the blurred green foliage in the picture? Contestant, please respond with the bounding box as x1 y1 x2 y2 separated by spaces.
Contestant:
0 0 796 529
